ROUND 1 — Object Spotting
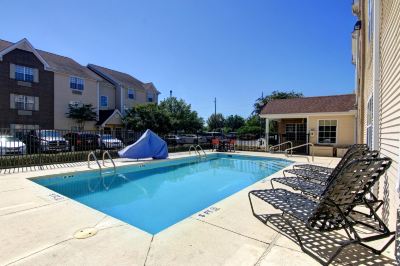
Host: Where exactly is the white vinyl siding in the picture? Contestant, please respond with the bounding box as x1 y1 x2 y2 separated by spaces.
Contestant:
379 0 400 177
375 0 400 230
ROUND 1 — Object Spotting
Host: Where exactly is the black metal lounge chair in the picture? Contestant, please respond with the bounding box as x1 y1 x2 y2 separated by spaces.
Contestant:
272 150 382 217
248 158 394 265
284 146 374 184
291 144 368 174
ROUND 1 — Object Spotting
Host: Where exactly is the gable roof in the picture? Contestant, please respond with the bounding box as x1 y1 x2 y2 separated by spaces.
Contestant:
260 94 356 115
143 82 160 94
0 38 102 81
88 64 160 93
96 109 123 127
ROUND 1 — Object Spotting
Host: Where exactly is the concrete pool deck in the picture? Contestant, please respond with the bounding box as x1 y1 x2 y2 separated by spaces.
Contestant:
0 151 396 265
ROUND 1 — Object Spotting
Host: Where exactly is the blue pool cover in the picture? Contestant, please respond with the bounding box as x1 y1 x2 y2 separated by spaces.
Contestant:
118 129 168 159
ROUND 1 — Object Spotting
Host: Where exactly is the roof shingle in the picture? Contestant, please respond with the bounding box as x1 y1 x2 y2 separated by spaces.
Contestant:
260 94 356 115
0 39 102 80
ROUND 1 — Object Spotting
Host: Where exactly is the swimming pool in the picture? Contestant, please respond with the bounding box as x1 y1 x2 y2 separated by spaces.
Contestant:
32 154 292 234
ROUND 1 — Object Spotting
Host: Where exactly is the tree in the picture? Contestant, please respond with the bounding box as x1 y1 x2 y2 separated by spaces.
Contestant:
207 113 225 131
224 115 245 132
253 90 303 115
237 115 263 137
123 104 171 135
159 97 204 133
66 103 97 130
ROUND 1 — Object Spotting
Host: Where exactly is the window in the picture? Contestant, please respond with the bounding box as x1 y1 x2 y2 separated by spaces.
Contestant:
128 88 135 99
147 91 154 102
100 96 108 107
15 95 35 111
70 77 84 91
15 65 34 82
318 120 337 144
367 96 373 148
285 123 306 141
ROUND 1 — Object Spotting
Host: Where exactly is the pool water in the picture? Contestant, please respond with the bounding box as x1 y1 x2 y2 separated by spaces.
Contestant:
32 154 292 234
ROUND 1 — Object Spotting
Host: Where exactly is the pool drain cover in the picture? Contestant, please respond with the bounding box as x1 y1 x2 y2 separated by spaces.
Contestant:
74 227 98 239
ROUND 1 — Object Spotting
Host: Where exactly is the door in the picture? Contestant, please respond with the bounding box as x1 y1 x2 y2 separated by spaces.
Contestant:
285 123 307 154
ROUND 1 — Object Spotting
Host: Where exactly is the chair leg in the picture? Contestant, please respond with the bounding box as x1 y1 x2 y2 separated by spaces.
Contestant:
248 191 359 266
359 234 395 255
280 213 356 266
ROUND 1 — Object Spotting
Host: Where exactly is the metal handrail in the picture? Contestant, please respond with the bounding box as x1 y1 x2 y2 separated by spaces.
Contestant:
88 151 102 175
269 141 293 153
195 145 207 157
102 151 116 174
285 143 314 162
189 145 200 156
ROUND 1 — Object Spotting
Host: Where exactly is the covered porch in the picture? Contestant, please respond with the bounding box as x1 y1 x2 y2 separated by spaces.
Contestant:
262 112 357 157
260 95 358 157
264 115 309 154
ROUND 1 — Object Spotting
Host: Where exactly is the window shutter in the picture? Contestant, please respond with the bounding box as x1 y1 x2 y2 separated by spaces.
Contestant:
34 97 39 111
33 69 39 83
10 64 15 79
10 94 15 109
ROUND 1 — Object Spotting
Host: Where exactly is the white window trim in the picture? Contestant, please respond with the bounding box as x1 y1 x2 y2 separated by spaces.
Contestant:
317 119 338 145
100 95 108 108
366 94 375 149
15 95 35 111
15 65 34 82
147 91 154 102
70 76 85 91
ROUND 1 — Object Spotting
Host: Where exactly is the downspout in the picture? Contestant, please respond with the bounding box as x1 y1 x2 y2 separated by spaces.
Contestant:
96 81 100 120
372 0 380 150
265 117 269 152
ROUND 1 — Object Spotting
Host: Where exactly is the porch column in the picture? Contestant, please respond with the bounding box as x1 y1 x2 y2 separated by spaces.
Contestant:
265 118 269 152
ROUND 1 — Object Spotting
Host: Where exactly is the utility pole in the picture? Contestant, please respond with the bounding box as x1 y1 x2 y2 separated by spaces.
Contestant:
214 97 217 116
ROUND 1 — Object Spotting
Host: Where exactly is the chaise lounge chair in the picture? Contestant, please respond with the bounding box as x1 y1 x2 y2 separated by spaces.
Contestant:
290 144 368 175
271 150 383 217
248 157 394 265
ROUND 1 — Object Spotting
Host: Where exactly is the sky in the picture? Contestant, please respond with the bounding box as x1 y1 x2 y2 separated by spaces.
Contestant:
1 0 356 119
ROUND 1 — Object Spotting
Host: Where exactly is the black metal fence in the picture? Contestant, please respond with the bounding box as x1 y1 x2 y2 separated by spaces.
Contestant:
0 128 272 171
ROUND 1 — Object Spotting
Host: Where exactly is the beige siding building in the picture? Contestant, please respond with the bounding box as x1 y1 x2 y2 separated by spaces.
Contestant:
352 0 400 237
260 94 357 157
52 72 99 130
88 64 160 130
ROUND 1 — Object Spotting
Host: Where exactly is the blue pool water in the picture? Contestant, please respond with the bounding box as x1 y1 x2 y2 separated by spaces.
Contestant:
32 154 292 234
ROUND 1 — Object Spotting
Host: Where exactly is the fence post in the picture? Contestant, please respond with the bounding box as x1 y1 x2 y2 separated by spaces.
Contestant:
38 129 43 170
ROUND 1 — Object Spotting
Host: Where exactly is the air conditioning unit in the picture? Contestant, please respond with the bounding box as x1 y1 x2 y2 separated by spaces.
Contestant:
69 101 81 107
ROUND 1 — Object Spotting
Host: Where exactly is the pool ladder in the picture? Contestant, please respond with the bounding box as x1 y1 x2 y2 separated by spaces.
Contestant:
87 151 117 177
189 145 207 158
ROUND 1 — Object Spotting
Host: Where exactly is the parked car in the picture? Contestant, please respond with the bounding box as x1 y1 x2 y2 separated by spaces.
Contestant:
96 134 124 149
24 130 69 153
164 135 182 145
225 132 237 139
64 132 98 151
203 132 223 142
179 134 207 144
0 135 26 155
119 131 142 145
